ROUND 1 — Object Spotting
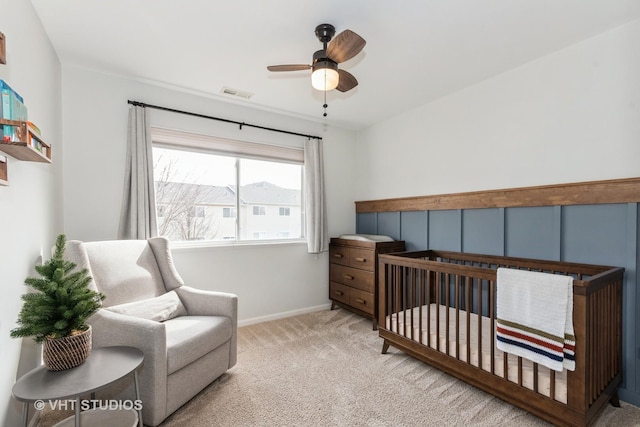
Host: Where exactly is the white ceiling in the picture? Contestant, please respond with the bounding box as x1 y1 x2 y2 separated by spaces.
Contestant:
31 0 640 131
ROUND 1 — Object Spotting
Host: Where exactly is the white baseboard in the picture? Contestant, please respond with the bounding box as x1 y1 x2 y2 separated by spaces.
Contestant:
238 303 332 327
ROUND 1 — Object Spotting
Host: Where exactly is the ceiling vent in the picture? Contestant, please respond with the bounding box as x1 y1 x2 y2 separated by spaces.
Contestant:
220 87 253 99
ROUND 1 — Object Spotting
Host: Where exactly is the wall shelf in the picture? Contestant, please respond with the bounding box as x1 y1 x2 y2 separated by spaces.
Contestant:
0 119 51 163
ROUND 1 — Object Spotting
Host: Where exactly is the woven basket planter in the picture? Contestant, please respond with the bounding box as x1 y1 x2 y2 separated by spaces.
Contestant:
43 326 92 371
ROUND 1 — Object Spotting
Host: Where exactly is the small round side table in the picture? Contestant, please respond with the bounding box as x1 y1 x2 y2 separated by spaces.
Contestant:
12 346 144 427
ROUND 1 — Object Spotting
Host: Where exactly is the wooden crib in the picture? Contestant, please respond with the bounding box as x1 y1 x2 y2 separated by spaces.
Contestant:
378 250 624 427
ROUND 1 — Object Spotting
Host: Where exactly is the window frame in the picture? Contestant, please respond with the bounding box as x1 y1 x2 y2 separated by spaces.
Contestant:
151 127 306 248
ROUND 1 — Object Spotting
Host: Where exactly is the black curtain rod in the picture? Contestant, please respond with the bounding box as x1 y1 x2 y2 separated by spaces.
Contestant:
127 100 322 140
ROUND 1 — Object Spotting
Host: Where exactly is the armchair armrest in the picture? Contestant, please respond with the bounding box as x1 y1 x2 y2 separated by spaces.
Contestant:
174 286 238 368
175 286 237 319
88 309 168 424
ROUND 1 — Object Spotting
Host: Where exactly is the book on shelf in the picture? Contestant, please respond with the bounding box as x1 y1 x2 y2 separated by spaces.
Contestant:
0 80 24 103
1 80 28 142
27 121 41 136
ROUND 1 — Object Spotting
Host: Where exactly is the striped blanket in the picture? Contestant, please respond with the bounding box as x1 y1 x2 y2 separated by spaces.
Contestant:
496 268 575 372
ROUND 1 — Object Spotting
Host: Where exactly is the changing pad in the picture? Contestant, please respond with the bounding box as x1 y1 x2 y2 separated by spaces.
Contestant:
338 234 395 242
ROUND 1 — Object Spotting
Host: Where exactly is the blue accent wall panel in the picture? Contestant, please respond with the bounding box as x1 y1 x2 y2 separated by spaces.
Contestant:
400 211 428 251
356 212 377 235
377 212 401 240
462 208 503 255
505 206 559 260
561 204 628 266
429 210 462 251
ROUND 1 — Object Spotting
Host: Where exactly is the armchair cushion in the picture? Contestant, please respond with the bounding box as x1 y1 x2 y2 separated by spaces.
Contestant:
106 290 187 322
165 316 232 374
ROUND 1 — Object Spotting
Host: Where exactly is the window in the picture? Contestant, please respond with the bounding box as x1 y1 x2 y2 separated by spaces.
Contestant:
152 128 304 243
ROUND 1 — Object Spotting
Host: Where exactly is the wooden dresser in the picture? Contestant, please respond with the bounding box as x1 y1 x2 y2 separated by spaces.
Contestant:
329 236 405 328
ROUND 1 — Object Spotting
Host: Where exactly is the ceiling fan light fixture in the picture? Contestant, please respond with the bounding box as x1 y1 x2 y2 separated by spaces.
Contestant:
311 61 339 91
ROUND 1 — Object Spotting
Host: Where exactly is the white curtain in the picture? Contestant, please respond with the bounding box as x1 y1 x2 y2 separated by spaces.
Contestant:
118 106 158 240
304 138 329 253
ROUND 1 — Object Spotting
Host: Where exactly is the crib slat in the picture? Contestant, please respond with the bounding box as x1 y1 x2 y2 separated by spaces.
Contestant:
503 352 509 382
489 279 495 374
445 272 450 357
589 291 595 403
426 270 432 348
436 273 441 352
418 269 424 346
466 277 471 364
477 279 482 370
455 275 460 361
409 267 415 341
394 266 401 339
518 357 523 387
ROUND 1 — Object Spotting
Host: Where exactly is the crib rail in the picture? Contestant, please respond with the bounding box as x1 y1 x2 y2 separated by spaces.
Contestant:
377 250 623 426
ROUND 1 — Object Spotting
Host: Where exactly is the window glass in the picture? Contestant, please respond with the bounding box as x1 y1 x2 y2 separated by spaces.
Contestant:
152 139 303 243
239 158 302 241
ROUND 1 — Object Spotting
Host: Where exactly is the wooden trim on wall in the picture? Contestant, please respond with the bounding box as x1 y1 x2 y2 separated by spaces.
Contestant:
355 177 640 213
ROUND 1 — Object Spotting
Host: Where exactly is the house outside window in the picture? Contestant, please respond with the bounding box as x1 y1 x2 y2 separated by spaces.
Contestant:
151 128 304 244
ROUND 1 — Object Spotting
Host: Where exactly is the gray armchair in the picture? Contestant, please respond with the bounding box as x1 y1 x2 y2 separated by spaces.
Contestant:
64 237 237 426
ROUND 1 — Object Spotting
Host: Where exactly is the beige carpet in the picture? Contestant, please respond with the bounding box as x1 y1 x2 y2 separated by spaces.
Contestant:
38 308 640 426
158 309 640 427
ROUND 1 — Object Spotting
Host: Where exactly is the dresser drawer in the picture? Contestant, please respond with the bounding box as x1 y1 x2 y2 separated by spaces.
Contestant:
329 281 350 305
350 289 374 315
349 248 375 271
330 264 374 292
329 246 349 266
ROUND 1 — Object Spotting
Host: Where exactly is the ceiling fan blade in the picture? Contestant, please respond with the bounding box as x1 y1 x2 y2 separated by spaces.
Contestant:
267 64 311 72
336 69 358 92
326 30 366 63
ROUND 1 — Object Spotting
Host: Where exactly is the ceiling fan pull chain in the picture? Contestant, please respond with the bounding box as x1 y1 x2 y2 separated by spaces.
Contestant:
323 88 328 117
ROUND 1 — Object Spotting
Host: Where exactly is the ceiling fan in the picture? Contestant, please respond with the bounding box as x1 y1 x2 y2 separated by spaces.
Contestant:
267 23 366 95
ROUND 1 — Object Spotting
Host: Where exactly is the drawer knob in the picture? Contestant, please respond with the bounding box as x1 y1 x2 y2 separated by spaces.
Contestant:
354 257 366 263
355 298 366 305
333 253 344 258
334 290 344 296
343 274 354 280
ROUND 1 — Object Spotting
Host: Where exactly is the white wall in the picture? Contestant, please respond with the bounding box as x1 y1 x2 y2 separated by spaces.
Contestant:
0 0 62 425
355 18 640 200
61 66 358 323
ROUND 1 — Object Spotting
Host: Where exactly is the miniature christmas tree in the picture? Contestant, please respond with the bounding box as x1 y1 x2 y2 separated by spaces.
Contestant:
10 234 105 343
